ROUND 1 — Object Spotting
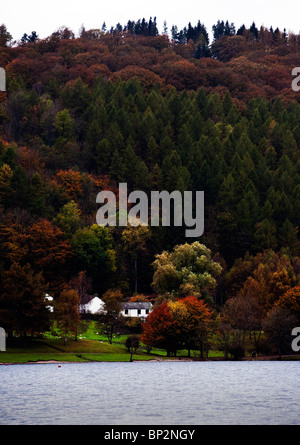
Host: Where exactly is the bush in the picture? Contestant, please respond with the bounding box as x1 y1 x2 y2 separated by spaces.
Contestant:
254 337 272 356
144 344 152 354
125 335 140 352
228 344 245 360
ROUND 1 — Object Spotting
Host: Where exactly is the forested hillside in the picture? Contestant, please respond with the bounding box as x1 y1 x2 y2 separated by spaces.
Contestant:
0 19 299 341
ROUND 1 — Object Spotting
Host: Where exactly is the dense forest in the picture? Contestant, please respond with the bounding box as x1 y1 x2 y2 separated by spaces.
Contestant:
0 18 299 355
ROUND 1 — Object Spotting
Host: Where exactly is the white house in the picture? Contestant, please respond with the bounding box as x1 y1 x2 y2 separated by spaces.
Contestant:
79 294 105 315
45 294 54 313
121 302 153 319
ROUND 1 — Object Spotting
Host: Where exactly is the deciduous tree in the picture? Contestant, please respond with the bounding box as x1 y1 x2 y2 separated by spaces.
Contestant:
152 242 222 301
71 224 116 293
262 307 297 359
275 286 300 323
0 262 49 338
55 288 80 344
140 301 181 356
99 289 124 344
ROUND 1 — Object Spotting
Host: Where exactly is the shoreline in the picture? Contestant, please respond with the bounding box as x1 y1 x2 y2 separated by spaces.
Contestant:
1 354 299 365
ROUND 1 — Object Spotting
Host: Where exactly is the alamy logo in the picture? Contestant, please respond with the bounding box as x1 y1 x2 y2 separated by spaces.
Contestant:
291 327 300 352
96 183 204 238
292 67 300 92
0 68 6 92
0 327 6 351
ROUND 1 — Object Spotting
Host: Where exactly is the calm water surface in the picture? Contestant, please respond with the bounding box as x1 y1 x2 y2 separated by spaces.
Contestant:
0 361 299 425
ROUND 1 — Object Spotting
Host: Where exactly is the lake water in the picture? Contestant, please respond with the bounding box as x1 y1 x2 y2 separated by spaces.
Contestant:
0 361 299 425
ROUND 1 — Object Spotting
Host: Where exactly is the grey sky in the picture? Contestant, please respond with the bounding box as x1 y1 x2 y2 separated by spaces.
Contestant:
2 0 300 42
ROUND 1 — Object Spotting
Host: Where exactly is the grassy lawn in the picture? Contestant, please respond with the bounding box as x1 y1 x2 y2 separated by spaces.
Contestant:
0 351 160 364
0 339 224 364
0 333 168 364
0 320 228 364
44 320 128 344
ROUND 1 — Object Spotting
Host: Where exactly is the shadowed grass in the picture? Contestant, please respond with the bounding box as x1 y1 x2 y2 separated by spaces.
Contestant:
0 336 165 364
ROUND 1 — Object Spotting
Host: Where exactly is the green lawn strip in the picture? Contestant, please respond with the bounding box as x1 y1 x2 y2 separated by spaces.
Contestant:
0 352 83 364
0 351 164 364
77 353 159 362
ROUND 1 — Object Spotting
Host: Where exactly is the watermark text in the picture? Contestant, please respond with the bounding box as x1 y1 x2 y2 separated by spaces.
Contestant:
291 327 300 352
292 67 300 92
0 68 6 92
96 184 204 238
0 327 6 351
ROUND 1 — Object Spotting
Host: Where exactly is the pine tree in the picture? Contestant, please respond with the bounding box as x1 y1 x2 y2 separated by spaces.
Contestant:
254 218 278 251
96 138 112 173
109 150 126 183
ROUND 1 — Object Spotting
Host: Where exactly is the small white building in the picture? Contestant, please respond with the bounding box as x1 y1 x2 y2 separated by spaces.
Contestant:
45 294 54 313
121 302 153 319
79 294 105 315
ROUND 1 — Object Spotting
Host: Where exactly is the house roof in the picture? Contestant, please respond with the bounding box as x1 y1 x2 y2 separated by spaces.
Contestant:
122 302 152 310
80 294 100 305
